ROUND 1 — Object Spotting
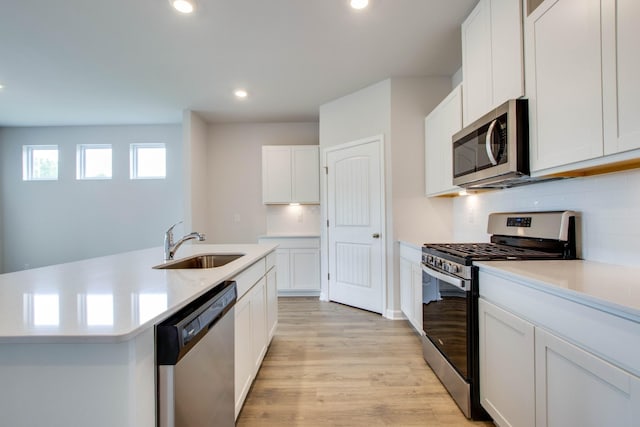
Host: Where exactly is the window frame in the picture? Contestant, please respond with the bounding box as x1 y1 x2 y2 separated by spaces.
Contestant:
76 144 113 180
22 145 59 181
129 143 167 180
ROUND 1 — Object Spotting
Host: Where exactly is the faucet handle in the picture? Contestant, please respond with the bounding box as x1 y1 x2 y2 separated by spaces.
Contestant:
166 221 183 234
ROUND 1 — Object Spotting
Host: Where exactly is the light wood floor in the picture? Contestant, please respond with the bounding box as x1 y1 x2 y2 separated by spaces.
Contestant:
236 297 495 427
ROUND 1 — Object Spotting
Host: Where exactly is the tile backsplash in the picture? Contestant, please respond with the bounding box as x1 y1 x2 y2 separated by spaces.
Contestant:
452 168 640 267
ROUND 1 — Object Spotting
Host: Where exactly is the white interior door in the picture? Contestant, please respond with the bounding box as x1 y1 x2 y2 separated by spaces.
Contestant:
326 137 384 314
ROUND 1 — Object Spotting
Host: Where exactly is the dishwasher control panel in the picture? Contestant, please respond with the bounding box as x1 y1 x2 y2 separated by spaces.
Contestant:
156 281 237 365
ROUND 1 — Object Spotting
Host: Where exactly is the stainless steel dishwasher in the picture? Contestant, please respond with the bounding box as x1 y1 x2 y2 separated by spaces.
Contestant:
156 281 236 427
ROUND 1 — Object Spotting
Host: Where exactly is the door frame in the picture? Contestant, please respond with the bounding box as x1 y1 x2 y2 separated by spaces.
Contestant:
320 134 387 314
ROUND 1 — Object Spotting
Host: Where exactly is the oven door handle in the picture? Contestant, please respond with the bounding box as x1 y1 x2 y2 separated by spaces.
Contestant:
422 264 470 292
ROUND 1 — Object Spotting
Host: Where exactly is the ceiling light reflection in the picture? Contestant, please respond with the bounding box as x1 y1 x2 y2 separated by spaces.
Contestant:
171 0 195 14
351 0 369 10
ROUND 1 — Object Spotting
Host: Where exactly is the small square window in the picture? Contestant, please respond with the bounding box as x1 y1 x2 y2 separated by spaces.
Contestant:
130 143 166 179
77 144 112 180
22 145 59 181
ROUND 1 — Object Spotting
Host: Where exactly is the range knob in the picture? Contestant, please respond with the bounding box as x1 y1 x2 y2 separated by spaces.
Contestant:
450 264 460 274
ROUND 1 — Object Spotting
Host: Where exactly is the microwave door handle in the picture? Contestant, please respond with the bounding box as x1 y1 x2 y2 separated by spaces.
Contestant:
485 119 498 165
422 265 469 292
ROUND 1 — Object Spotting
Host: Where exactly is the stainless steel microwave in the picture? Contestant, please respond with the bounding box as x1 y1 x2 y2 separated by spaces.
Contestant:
452 99 530 189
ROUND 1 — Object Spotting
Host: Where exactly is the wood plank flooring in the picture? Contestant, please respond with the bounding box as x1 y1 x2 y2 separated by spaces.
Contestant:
236 298 495 427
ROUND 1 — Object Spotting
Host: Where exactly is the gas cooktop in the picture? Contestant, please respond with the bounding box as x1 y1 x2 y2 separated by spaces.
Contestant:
423 242 567 262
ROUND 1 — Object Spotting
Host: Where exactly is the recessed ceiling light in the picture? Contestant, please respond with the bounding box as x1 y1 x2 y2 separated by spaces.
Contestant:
0 84 4 90
350 0 369 10
170 0 196 14
234 89 248 99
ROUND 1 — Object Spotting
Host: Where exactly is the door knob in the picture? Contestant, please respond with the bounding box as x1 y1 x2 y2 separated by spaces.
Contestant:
372 233 380 238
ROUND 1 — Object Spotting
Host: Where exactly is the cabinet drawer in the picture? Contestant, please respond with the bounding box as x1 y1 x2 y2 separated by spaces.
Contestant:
265 251 276 271
234 258 266 300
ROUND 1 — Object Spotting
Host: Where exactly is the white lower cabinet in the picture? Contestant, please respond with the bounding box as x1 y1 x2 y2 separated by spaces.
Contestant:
479 283 640 427
258 237 320 296
399 242 423 334
478 299 535 427
266 266 278 341
535 328 640 427
233 253 278 419
250 278 267 372
234 293 253 418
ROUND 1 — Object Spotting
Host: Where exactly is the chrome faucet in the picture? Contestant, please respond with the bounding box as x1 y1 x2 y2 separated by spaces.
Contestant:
164 221 206 261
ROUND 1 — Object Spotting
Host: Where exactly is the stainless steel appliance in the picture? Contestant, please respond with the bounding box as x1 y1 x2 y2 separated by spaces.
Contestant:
156 281 236 427
421 211 577 420
453 99 537 189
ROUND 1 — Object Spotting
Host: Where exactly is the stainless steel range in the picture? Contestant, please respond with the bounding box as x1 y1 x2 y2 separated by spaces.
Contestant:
421 211 577 420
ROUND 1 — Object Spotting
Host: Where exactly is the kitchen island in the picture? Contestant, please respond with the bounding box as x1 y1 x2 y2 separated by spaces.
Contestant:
0 243 277 427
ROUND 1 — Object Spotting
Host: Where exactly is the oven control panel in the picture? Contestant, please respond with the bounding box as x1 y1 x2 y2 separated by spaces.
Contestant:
422 253 471 280
506 216 532 227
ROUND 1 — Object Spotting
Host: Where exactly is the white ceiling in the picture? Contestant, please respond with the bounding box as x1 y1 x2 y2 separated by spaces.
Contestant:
0 0 478 127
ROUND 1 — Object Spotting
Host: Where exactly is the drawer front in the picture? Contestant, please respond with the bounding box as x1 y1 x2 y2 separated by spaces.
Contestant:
266 251 276 271
234 258 266 300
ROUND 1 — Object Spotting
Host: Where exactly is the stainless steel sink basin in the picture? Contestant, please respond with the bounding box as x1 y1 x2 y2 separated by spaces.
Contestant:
154 253 244 270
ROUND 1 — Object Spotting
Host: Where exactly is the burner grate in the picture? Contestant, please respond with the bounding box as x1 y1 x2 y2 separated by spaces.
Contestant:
424 243 563 260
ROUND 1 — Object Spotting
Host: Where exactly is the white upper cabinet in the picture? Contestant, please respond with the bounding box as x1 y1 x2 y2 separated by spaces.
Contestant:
462 0 524 126
602 0 640 154
425 84 463 197
526 0 604 171
262 145 319 204
526 0 640 175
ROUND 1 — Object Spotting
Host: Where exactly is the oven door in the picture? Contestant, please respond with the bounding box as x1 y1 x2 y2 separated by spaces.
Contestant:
422 264 471 380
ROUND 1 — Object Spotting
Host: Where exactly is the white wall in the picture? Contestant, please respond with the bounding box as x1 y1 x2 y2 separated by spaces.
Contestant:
205 122 319 243
0 125 182 273
452 168 640 267
390 77 453 245
182 111 208 233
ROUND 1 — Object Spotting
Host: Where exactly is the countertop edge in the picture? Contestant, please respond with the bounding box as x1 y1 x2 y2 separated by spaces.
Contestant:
476 260 640 324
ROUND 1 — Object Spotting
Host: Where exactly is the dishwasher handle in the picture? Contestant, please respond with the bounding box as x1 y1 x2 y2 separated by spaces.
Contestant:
156 281 237 365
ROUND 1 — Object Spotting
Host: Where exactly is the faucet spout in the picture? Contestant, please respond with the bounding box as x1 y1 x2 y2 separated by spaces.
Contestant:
163 222 206 260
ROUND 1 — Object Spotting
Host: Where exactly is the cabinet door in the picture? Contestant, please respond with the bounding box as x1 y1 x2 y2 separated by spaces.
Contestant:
479 299 535 427
462 0 492 126
490 0 524 105
275 249 291 290
292 146 320 203
425 85 462 197
250 278 267 373
399 257 414 321
266 267 278 341
234 295 253 418
290 248 320 290
526 0 604 171
411 263 423 334
262 146 292 203
535 327 640 427
602 0 640 154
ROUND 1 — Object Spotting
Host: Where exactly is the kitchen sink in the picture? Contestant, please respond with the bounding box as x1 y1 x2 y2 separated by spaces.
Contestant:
154 253 244 269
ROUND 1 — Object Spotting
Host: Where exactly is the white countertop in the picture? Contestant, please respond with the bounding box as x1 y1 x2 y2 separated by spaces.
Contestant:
258 234 320 238
398 240 423 251
476 260 640 323
0 244 276 343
